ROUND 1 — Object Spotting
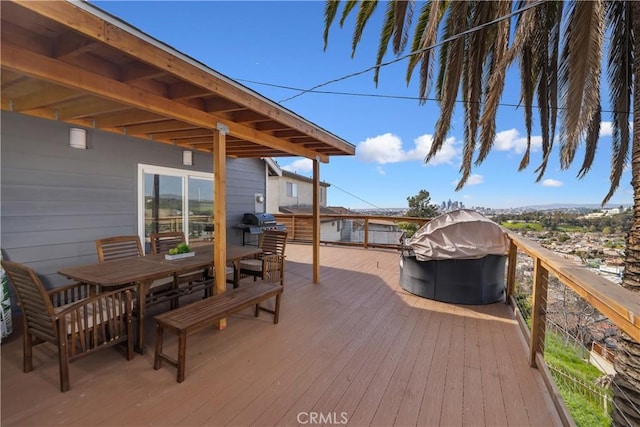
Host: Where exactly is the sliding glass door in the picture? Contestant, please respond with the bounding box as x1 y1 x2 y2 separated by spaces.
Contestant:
138 165 213 252
187 177 214 244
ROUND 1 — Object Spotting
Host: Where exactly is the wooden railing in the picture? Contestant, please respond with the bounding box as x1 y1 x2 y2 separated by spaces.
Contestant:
505 230 640 360
273 213 429 249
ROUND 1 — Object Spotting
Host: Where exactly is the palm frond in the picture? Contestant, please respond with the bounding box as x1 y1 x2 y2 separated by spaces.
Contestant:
392 0 413 54
458 2 494 187
602 1 632 205
406 2 432 81
351 1 379 58
559 0 604 169
430 1 468 164
476 0 512 166
577 106 601 178
517 44 533 171
406 0 444 103
538 1 562 180
373 2 396 86
323 0 341 51
339 0 358 27
532 5 551 178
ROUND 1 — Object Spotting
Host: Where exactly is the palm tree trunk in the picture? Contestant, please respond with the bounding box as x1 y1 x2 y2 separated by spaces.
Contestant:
612 3 640 426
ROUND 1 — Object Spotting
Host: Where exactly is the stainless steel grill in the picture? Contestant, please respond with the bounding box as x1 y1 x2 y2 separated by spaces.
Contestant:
235 213 286 245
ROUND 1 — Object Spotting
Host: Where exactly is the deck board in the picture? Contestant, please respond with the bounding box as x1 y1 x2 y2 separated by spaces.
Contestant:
1 244 562 426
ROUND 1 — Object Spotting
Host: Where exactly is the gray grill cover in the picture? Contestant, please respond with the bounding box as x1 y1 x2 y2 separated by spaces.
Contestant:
407 209 509 261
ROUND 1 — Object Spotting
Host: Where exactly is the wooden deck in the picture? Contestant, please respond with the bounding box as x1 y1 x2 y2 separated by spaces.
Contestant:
1 244 562 426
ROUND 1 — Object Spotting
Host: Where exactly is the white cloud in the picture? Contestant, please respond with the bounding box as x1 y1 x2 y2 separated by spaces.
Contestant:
600 121 635 137
282 158 313 173
542 179 563 187
600 121 613 137
357 133 405 164
356 133 459 165
451 174 484 187
494 129 542 154
411 135 459 165
466 174 484 185
376 166 386 175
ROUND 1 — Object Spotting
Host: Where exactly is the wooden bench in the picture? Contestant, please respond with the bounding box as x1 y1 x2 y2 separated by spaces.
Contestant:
153 282 283 383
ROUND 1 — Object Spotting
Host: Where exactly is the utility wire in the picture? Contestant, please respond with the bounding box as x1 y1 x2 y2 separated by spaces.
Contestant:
326 181 384 210
278 0 546 103
238 78 628 116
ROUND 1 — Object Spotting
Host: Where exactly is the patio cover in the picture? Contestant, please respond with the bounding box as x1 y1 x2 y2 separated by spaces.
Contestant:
407 209 509 261
1 0 355 287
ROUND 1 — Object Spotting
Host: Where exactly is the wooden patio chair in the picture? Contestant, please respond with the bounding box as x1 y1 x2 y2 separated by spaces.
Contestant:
149 231 185 255
1 260 135 392
95 235 176 308
239 230 287 288
95 235 144 262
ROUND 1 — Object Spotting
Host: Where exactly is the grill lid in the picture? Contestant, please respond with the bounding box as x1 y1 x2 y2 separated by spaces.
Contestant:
243 213 277 226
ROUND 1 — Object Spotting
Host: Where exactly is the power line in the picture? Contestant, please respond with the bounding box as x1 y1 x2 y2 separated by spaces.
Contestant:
237 78 525 112
278 0 546 103
237 78 627 115
326 181 385 210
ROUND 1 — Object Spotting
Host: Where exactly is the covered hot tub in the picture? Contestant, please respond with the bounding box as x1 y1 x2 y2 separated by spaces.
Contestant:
399 209 508 304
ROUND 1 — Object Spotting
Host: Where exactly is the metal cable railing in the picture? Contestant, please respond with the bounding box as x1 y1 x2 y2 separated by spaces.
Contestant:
509 236 639 426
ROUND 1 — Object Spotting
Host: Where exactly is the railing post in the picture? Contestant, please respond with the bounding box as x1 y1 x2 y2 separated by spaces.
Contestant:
364 218 369 249
506 239 517 304
530 257 548 367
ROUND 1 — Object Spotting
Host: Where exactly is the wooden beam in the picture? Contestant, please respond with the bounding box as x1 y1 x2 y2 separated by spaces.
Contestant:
205 97 245 113
14 0 354 157
9 84 80 111
506 240 518 304
121 62 168 82
232 110 270 123
213 125 227 329
530 258 548 367
168 81 210 100
1 43 329 161
124 120 196 135
95 109 166 128
54 32 99 59
313 158 320 283
150 128 213 140
255 121 292 132
56 98 127 120
0 19 52 57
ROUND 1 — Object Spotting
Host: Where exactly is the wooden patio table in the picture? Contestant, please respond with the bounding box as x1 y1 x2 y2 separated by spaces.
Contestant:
58 244 262 353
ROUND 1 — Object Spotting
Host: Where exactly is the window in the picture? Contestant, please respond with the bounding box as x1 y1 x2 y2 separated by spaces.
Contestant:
286 182 298 197
138 164 213 252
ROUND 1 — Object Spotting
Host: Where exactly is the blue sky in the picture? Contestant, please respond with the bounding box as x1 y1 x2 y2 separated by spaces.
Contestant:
93 1 633 210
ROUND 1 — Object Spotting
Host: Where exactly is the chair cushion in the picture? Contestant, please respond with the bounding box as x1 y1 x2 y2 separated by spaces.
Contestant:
239 259 262 272
150 277 174 290
209 266 235 276
54 296 129 334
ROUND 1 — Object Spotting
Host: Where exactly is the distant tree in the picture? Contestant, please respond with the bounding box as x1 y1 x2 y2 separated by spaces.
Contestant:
406 189 439 218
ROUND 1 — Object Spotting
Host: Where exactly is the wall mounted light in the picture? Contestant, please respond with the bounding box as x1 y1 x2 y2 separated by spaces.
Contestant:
69 127 87 149
182 150 193 166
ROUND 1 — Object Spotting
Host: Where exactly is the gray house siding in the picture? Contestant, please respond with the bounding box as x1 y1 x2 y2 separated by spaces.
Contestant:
1 112 265 287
